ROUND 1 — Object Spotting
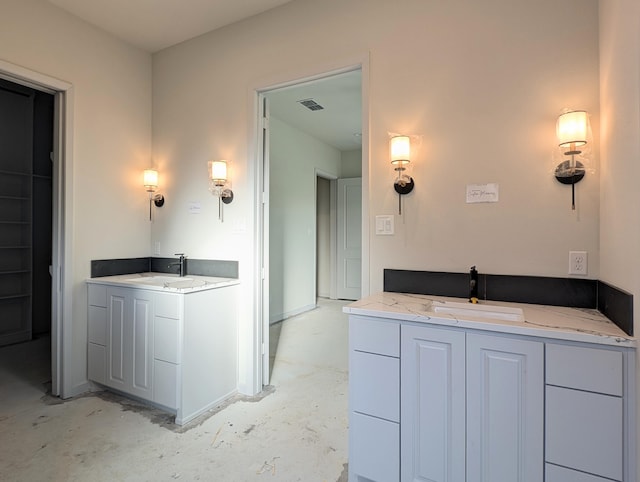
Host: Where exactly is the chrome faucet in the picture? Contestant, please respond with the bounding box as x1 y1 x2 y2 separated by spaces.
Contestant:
168 253 186 276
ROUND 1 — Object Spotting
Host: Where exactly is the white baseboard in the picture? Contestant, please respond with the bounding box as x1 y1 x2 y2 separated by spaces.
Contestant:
269 303 317 325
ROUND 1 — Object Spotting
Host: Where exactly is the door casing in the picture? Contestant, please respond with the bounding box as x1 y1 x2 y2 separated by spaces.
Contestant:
250 56 370 393
0 59 74 398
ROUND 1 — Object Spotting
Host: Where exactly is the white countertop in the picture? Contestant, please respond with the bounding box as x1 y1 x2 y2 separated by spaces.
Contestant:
87 272 239 293
344 292 636 348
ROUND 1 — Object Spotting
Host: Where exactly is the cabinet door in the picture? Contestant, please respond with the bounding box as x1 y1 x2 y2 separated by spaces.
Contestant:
130 292 153 398
106 287 154 398
107 290 127 390
466 333 543 482
401 325 465 482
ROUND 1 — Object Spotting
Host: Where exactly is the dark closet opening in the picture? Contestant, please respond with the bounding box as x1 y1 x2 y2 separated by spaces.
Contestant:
0 77 53 346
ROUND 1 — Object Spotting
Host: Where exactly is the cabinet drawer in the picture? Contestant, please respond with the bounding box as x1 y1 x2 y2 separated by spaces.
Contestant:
88 342 106 384
155 292 181 319
350 316 399 357
88 284 107 307
350 412 399 482
154 316 181 364
546 385 622 481
546 343 622 396
88 305 107 345
546 463 613 482
351 350 399 422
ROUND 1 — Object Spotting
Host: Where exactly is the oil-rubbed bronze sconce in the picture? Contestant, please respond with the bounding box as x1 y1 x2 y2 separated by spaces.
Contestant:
143 168 164 221
554 110 590 210
208 160 234 221
390 135 414 214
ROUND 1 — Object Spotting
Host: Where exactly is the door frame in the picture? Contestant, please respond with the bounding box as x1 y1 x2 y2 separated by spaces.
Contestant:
249 56 370 393
0 60 74 398
315 169 338 301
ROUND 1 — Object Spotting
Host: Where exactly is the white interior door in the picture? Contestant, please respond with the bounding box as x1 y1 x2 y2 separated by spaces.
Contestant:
337 177 362 300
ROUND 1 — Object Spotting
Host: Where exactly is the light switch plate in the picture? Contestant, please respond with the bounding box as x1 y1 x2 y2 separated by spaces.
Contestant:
375 215 394 235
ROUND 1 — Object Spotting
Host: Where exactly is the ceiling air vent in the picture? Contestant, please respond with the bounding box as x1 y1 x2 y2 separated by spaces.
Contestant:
298 98 324 111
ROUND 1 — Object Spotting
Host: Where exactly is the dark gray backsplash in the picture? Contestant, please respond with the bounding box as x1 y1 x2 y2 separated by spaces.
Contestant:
91 257 239 279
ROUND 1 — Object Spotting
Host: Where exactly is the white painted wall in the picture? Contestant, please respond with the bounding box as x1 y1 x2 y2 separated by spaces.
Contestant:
598 0 640 477
599 0 640 332
0 0 151 395
341 149 362 178
269 116 341 322
152 0 601 393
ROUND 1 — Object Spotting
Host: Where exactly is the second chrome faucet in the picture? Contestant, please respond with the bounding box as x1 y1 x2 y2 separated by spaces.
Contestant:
168 253 187 277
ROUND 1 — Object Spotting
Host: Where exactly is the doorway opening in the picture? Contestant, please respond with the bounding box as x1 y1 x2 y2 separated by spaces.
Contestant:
0 60 73 400
258 67 363 387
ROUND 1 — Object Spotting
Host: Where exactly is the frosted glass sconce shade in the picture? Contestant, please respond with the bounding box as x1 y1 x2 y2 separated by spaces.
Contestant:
557 110 588 151
209 160 228 186
390 135 411 165
143 169 159 191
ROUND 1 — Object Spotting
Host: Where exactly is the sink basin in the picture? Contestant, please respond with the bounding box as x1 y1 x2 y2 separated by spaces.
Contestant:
128 276 193 285
432 301 525 322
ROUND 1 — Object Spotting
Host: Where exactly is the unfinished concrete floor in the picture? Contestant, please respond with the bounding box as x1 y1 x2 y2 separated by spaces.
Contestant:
0 299 349 481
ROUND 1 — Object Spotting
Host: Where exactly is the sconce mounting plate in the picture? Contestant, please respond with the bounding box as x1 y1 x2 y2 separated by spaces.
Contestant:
394 177 415 195
221 189 234 204
554 160 585 185
153 194 165 207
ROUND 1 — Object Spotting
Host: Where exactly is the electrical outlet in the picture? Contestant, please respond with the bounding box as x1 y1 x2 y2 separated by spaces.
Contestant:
154 241 161 256
569 251 587 275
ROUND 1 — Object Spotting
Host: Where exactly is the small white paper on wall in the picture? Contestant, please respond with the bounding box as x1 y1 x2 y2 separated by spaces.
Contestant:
466 183 499 203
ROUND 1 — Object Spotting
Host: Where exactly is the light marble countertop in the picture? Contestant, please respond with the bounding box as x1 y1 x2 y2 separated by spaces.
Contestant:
86 272 239 293
344 292 636 348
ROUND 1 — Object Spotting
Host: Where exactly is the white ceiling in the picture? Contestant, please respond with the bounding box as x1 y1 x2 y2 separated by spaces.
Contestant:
47 0 295 53
45 0 361 152
267 70 362 152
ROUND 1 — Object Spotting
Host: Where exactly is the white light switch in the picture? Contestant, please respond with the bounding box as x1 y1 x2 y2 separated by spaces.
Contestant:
375 215 394 235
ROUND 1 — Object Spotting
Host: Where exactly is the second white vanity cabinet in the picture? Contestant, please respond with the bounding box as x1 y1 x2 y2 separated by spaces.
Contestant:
87 280 238 425
346 293 636 482
401 324 543 482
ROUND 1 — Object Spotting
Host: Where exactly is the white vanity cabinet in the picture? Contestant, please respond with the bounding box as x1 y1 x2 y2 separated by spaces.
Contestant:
87 281 238 425
400 325 543 482
347 302 635 482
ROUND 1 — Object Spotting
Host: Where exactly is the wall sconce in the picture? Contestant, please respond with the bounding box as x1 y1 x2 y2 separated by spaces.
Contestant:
208 160 234 221
143 168 164 221
554 110 591 210
390 135 414 214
